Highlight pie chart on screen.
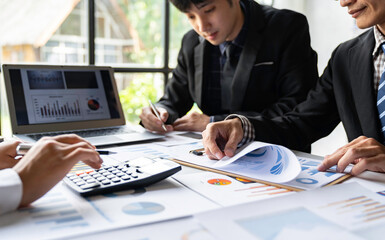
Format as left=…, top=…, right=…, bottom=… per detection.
left=87, top=99, right=100, bottom=111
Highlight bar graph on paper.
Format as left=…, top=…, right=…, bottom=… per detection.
left=234, top=183, right=292, bottom=197
left=19, top=190, right=89, bottom=231
left=0, top=186, right=103, bottom=240
left=316, top=195, right=385, bottom=227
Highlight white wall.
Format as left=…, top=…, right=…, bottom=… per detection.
left=272, top=0, right=366, bottom=156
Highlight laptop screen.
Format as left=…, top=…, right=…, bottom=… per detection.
left=3, top=65, right=124, bottom=133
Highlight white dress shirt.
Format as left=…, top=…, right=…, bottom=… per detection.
left=0, top=168, right=22, bottom=215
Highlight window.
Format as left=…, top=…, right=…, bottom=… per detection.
left=5, top=0, right=349, bottom=128
left=0, top=0, right=88, bottom=64
left=0, top=0, right=186, bottom=125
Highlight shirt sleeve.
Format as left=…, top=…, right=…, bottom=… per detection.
left=0, top=168, right=22, bottom=215
left=225, top=114, right=255, bottom=146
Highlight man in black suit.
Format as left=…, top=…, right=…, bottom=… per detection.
left=140, top=0, right=318, bottom=134
left=202, top=0, right=385, bottom=175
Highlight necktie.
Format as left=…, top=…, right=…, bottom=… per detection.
left=221, top=43, right=236, bottom=111
left=376, top=43, right=385, bottom=141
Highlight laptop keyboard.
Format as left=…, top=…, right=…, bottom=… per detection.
left=27, top=127, right=135, bottom=141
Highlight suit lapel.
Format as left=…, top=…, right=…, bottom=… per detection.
left=194, top=40, right=206, bottom=106
left=350, top=30, right=381, bottom=139
left=231, top=2, right=265, bottom=109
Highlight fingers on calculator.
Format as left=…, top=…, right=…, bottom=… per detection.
left=64, top=157, right=181, bottom=196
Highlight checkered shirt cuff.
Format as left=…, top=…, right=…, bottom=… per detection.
left=225, top=114, right=255, bottom=146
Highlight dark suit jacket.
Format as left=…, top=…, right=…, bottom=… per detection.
left=248, top=28, right=381, bottom=151
left=158, top=0, right=318, bottom=123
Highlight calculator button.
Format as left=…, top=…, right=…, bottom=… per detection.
left=76, top=181, right=86, bottom=186
left=116, top=172, right=124, bottom=177
left=73, top=178, right=83, bottom=183
left=121, top=176, right=130, bottom=181
left=86, top=179, right=96, bottom=184
left=111, top=178, right=121, bottom=183
left=80, top=183, right=100, bottom=189
left=96, top=177, right=106, bottom=181
left=106, top=174, right=115, bottom=179
left=131, top=173, right=138, bottom=178
left=101, top=180, right=111, bottom=185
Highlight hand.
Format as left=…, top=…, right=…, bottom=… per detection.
left=13, top=134, right=103, bottom=207
left=318, top=136, right=385, bottom=175
left=172, top=112, right=210, bottom=132
left=0, top=140, right=21, bottom=169
left=139, top=106, right=173, bottom=133
left=202, top=118, right=244, bottom=160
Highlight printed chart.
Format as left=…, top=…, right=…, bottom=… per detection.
left=235, top=207, right=351, bottom=240
left=174, top=172, right=293, bottom=207
left=194, top=183, right=379, bottom=240
left=0, top=186, right=105, bottom=240
left=122, top=202, right=165, bottom=215
left=284, top=157, right=349, bottom=190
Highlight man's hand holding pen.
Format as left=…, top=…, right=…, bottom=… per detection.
left=140, top=101, right=173, bottom=133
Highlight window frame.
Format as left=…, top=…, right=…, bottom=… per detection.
left=88, top=0, right=172, bottom=87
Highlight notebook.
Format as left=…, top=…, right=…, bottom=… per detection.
left=2, top=64, right=164, bottom=147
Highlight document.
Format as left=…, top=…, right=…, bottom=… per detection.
left=0, top=179, right=218, bottom=240
left=71, top=217, right=216, bottom=240
left=194, top=182, right=385, bottom=240
left=174, top=172, right=294, bottom=206
left=282, top=156, right=350, bottom=190
left=169, top=141, right=301, bottom=183
left=153, top=131, right=202, bottom=147
left=169, top=142, right=349, bottom=190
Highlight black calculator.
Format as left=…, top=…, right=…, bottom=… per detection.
left=64, top=157, right=181, bottom=197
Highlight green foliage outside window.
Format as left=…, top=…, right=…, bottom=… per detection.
left=119, top=77, right=159, bottom=124
left=116, top=0, right=192, bottom=124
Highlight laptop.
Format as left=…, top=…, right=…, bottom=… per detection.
left=2, top=64, right=164, bottom=147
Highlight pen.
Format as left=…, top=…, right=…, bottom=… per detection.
left=16, top=143, right=117, bottom=156
left=189, top=148, right=205, bottom=156
left=148, top=100, right=167, bottom=131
